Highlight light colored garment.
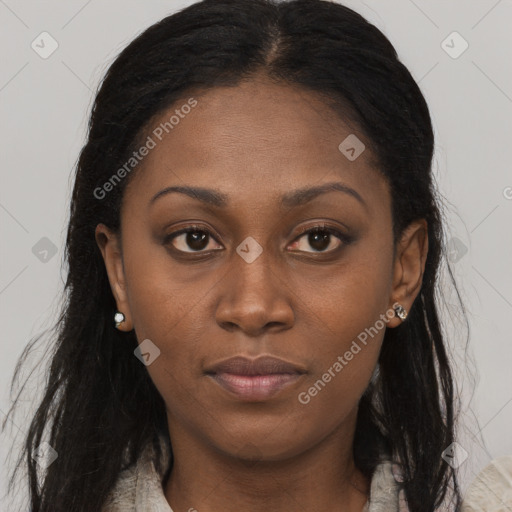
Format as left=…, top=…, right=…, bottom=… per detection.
left=101, top=438, right=512, bottom=511
left=461, top=457, right=512, bottom=512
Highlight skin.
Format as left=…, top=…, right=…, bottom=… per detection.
left=96, top=74, right=428, bottom=512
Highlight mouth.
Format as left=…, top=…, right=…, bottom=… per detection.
left=204, top=355, right=307, bottom=402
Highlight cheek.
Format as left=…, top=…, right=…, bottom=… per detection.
left=291, top=298, right=385, bottom=447
left=122, top=229, right=214, bottom=336
left=291, top=233, right=393, bottom=417
left=121, top=239, right=219, bottom=386
left=295, top=349, right=379, bottom=445
left=122, top=258, right=212, bottom=418
left=294, top=230, right=394, bottom=350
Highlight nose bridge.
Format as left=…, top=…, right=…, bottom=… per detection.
left=234, top=242, right=275, bottom=294
left=229, top=239, right=280, bottom=306
left=214, top=239, right=293, bottom=334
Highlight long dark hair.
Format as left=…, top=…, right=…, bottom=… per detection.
left=4, top=0, right=465, bottom=510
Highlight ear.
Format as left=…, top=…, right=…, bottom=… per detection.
left=95, top=223, right=134, bottom=331
left=387, top=219, right=428, bottom=328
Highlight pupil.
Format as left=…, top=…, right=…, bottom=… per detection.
left=309, top=231, right=330, bottom=251
left=187, top=231, right=208, bottom=250
left=183, top=230, right=331, bottom=252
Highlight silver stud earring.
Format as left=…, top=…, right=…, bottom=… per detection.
left=394, top=304, right=408, bottom=321
left=114, top=311, right=125, bottom=329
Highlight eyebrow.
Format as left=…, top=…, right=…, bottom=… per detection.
left=148, top=181, right=366, bottom=209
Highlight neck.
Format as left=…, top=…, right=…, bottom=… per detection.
left=163, top=409, right=370, bottom=512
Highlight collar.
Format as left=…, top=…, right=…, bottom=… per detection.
left=101, top=438, right=409, bottom=512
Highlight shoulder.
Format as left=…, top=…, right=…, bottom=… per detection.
left=461, top=456, right=512, bottom=511
left=365, top=460, right=409, bottom=511
left=101, top=437, right=173, bottom=512
left=101, top=462, right=138, bottom=512
left=369, top=456, right=512, bottom=511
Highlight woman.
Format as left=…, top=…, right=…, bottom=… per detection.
left=4, top=0, right=508, bottom=510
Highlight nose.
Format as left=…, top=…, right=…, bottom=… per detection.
left=214, top=246, right=294, bottom=337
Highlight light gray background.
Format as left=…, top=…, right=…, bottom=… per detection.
left=1, top=0, right=511, bottom=509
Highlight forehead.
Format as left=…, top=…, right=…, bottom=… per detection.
left=123, top=76, right=388, bottom=213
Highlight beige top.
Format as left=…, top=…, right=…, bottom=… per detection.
left=461, top=456, right=512, bottom=512
left=101, top=439, right=512, bottom=512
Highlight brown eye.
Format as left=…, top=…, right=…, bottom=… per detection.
left=289, top=226, right=351, bottom=253
left=166, top=227, right=223, bottom=253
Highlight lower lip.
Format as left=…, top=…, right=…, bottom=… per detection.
left=209, top=372, right=304, bottom=401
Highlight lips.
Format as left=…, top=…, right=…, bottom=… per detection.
left=205, top=355, right=307, bottom=401
left=205, top=355, right=307, bottom=376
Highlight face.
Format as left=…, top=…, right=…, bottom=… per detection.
left=96, top=75, right=427, bottom=462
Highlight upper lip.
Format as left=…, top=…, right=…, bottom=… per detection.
left=205, top=355, right=307, bottom=376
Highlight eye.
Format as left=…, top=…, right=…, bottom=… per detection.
left=288, top=225, right=351, bottom=253
left=164, top=223, right=352, bottom=255
left=165, top=225, right=223, bottom=253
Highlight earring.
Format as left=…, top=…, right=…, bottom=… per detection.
left=394, top=303, right=408, bottom=321
left=114, top=311, right=125, bottom=329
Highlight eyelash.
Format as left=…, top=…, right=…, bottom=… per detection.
left=294, top=224, right=349, bottom=240
left=164, top=223, right=352, bottom=255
